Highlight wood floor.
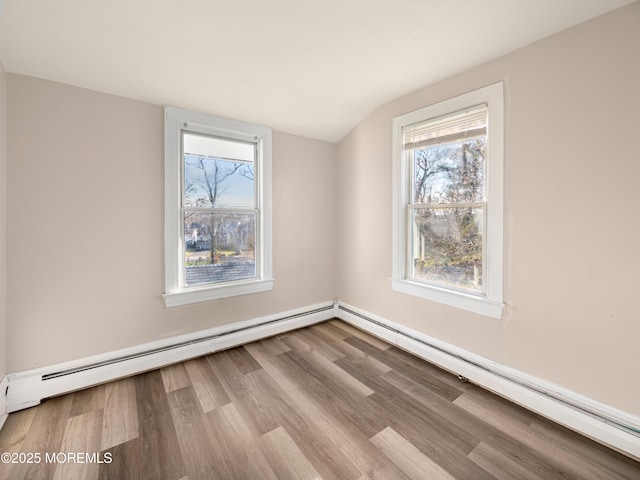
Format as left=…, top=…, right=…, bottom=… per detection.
left=1, top=319, right=638, bottom=480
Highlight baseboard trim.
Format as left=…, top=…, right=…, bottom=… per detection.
left=336, top=301, right=640, bottom=460
left=5, top=301, right=335, bottom=414
left=0, top=376, right=8, bottom=430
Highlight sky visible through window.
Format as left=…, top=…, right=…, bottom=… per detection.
left=183, top=132, right=255, bottom=208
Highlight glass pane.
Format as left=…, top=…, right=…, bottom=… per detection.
left=184, top=211, right=256, bottom=287
left=412, top=137, right=485, bottom=204
left=410, top=207, right=484, bottom=292
left=183, top=132, right=255, bottom=208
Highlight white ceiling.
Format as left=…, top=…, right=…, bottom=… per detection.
left=0, top=0, right=635, bottom=143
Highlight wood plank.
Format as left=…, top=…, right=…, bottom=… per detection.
left=282, top=348, right=374, bottom=401
left=0, top=406, right=37, bottom=453
left=367, top=391, right=499, bottom=480
left=10, top=394, right=73, bottom=480
left=244, top=341, right=410, bottom=479
left=0, top=407, right=37, bottom=480
left=70, top=384, right=106, bottom=418
left=98, top=438, right=142, bottom=480
left=468, top=442, right=547, bottom=480
left=263, top=385, right=364, bottom=480
left=183, top=356, right=230, bottom=413
left=166, top=386, right=223, bottom=479
left=211, top=350, right=362, bottom=480
left=222, top=343, right=363, bottom=479
left=382, top=344, right=484, bottom=395
left=310, top=324, right=392, bottom=374
left=529, top=417, right=640, bottom=480
left=248, top=344, right=407, bottom=480
left=206, top=402, right=277, bottom=480
left=135, top=370, right=186, bottom=480
left=258, top=427, right=324, bottom=480
left=349, top=331, right=476, bottom=395
left=380, top=369, right=496, bottom=441
left=53, top=409, right=103, bottom=480
left=100, top=376, right=139, bottom=451
left=455, top=392, right=625, bottom=480
left=329, top=320, right=392, bottom=350
left=335, top=352, right=485, bottom=457
left=252, top=335, right=291, bottom=355
left=223, top=345, right=263, bottom=374
left=342, top=365, right=497, bottom=480
left=311, top=321, right=351, bottom=341
left=206, top=351, right=283, bottom=436
left=160, top=362, right=191, bottom=393
left=452, top=385, right=538, bottom=426
left=371, top=427, right=456, bottom=480
left=481, top=430, right=580, bottom=480
left=270, top=348, right=388, bottom=439
left=345, top=336, right=464, bottom=401
left=287, top=328, right=346, bottom=362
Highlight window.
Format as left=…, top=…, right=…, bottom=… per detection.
left=164, top=107, right=273, bottom=307
left=392, top=83, right=504, bottom=318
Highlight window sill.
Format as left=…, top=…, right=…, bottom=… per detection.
left=391, top=278, right=503, bottom=319
left=164, top=278, right=275, bottom=308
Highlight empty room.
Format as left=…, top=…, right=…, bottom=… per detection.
left=0, top=0, right=639, bottom=479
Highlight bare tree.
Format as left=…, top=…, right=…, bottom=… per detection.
left=186, top=157, right=244, bottom=263
left=414, top=148, right=453, bottom=203
left=412, top=138, right=485, bottom=289
left=239, top=163, right=254, bottom=181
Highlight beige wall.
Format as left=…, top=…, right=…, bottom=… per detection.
left=338, top=2, right=640, bottom=415
left=6, top=76, right=338, bottom=372
left=0, top=60, right=6, bottom=379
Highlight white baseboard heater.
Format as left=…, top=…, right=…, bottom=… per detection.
left=43, top=304, right=335, bottom=382
left=5, top=302, right=336, bottom=413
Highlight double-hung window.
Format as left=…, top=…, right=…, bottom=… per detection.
left=164, top=107, right=273, bottom=307
left=392, top=83, right=504, bottom=318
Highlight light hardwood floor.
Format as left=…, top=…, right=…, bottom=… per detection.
left=1, top=319, right=638, bottom=479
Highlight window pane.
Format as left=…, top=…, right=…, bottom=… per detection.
left=410, top=207, right=483, bottom=292
left=412, top=137, right=485, bottom=204
left=184, top=211, right=256, bottom=287
left=183, top=132, right=255, bottom=208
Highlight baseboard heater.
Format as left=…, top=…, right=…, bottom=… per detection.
left=6, top=302, right=336, bottom=413
left=336, top=303, right=640, bottom=458
left=42, top=304, right=335, bottom=382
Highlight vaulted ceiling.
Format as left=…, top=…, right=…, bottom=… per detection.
left=0, top=0, right=634, bottom=142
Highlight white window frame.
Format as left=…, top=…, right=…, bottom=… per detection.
left=391, top=83, right=504, bottom=318
left=164, top=107, right=274, bottom=307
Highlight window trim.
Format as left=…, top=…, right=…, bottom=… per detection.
left=164, top=107, right=273, bottom=307
left=391, top=83, right=504, bottom=318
